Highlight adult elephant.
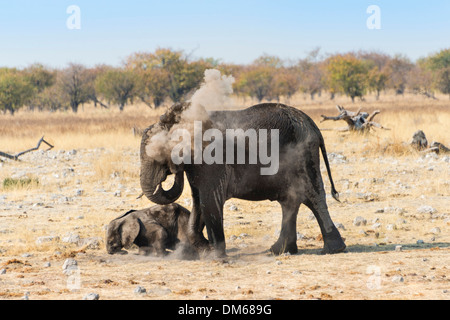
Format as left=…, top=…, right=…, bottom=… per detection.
left=140, top=102, right=346, bottom=257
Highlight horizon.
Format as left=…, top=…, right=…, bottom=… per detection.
left=0, top=1, right=449, bottom=68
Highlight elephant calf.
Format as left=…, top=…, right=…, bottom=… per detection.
left=106, top=203, right=197, bottom=259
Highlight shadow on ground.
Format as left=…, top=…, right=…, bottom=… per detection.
left=227, top=242, right=450, bottom=258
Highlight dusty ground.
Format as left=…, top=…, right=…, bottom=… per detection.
left=0, top=95, right=449, bottom=300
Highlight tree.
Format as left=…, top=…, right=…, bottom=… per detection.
left=23, top=63, right=55, bottom=93
left=0, top=68, right=33, bottom=115
left=23, top=63, right=57, bottom=111
left=234, top=55, right=284, bottom=102
left=38, top=83, right=68, bottom=112
left=407, top=61, right=435, bottom=98
left=297, top=57, right=323, bottom=100
left=424, top=48, right=450, bottom=99
left=324, top=54, right=370, bottom=102
left=367, top=66, right=389, bottom=100
left=134, top=67, right=171, bottom=108
left=271, top=67, right=300, bottom=102
left=95, top=68, right=138, bottom=111
left=125, top=48, right=213, bottom=107
left=57, top=63, right=93, bottom=113
left=236, top=65, right=275, bottom=102
left=385, top=54, right=413, bottom=95
left=86, top=65, right=112, bottom=109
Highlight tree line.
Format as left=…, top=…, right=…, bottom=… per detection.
left=1, top=47, right=449, bottom=114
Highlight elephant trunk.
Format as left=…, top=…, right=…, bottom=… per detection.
left=140, top=126, right=184, bottom=205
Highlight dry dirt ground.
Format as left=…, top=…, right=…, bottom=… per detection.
left=0, top=96, right=449, bottom=300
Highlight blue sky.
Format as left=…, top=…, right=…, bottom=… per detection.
left=0, top=0, right=449, bottom=68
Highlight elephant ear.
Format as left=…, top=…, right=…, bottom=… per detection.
left=120, top=217, right=140, bottom=249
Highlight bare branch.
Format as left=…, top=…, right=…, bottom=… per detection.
left=0, top=136, right=54, bottom=161
left=368, top=110, right=380, bottom=122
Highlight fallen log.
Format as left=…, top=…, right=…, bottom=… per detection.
left=320, top=105, right=390, bottom=132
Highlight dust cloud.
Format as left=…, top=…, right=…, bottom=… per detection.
left=145, top=69, right=235, bottom=162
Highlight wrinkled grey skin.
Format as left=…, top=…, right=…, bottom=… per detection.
left=106, top=203, right=197, bottom=259
left=140, top=103, right=346, bottom=258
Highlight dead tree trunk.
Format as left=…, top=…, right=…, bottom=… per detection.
left=320, top=105, right=390, bottom=132
left=0, top=136, right=54, bottom=161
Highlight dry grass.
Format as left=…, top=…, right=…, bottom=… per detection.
left=93, top=151, right=140, bottom=181
left=0, top=93, right=448, bottom=158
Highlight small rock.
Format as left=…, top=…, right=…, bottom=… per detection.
left=228, top=204, right=238, bottom=211
left=296, top=232, right=305, bottom=240
left=0, top=269, right=6, bottom=275
left=62, top=233, right=80, bottom=244
left=353, top=216, right=367, bottom=226
left=391, top=275, right=404, bottom=283
left=371, top=223, right=382, bottom=229
left=36, top=236, right=59, bottom=244
left=43, top=262, right=51, bottom=268
left=83, top=293, right=99, bottom=300
left=79, top=237, right=101, bottom=249
left=386, top=224, right=397, bottom=231
left=114, top=190, right=121, bottom=197
left=21, top=253, right=32, bottom=258
left=335, top=222, right=345, bottom=230
left=430, top=227, right=441, bottom=234
left=134, top=286, right=147, bottom=294
left=417, top=205, right=437, bottom=214
left=75, top=189, right=84, bottom=196
left=395, top=245, right=403, bottom=252
left=62, top=258, right=78, bottom=275
left=416, top=239, right=425, bottom=245
left=359, top=230, right=368, bottom=236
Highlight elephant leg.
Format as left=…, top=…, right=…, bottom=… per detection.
left=187, top=186, right=210, bottom=252
left=154, top=228, right=169, bottom=257
left=304, top=192, right=346, bottom=254
left=200, top=190, right=226, bottom=258
left=271, top=200, right=300, bottom=255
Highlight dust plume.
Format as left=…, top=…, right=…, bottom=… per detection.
left=182, top=69, right=235, bottom=121
left=145, top=69, right=235, bottom=162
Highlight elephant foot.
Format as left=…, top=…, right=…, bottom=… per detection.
left=270, top=240, right=298, bottom=256
left=321, top=227, right=346, bottom=254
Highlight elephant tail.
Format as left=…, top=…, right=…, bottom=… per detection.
left=319, top=142, right=340, bottom=202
